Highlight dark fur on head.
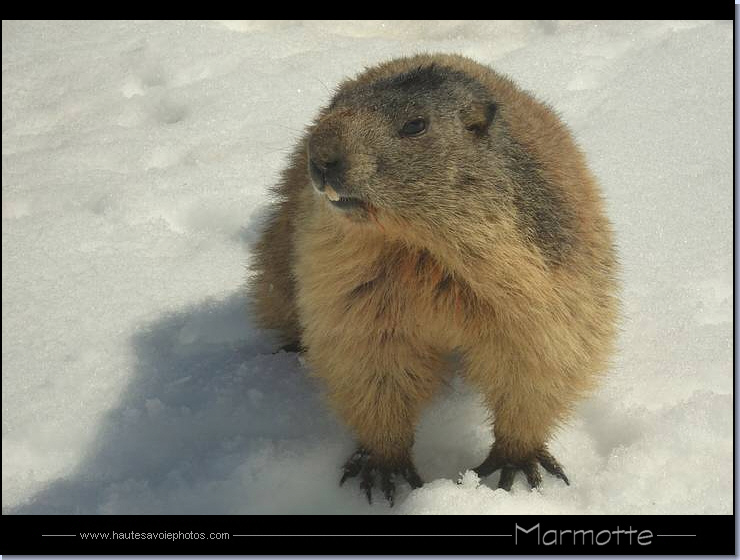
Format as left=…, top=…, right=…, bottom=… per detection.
left=307, top=60, right=573, bottom=265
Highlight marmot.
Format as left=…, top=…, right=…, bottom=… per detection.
left=249, top=53, right=618, bottom=505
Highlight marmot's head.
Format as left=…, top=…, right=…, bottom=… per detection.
left=304, top=55, right=575, bottom=264
left=305, top=59, right=506, bottom=229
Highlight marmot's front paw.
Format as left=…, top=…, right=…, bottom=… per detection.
left=473, top=445, right=570, bottom=491
left=339, top=446, right=423, bottom=506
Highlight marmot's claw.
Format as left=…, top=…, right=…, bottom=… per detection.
left=339, top=447, right=369, bottom=486
left=537, top=449, right=570, bottom=485
left=339, top=446, right=422, bottom=506
left=473, top=445, right=568, bottom=490
left=272, top=341, right=303, bottom=354
left=379, top=470, right=395, bottom=507
left=360, top=463, right=374, bottom=504
left=497, top=466, right=517, bottom=491
left=401, top=464, right=423, bottom=489
left=522, top=461, right=543, bottom=488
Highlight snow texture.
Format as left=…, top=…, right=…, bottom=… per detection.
left=2, top=20, right=732, bottom=514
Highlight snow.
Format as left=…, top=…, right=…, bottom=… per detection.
left=2, top=20, right=732, bottom=514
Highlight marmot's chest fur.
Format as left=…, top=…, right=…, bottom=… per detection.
left=294, top=218, right=473, bottom=353
left=249, top=53, right=618, bottom=506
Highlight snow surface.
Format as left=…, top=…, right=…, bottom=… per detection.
left=2, top=20, right=732, bottom=514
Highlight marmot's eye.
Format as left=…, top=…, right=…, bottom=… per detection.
left=400, top=117, right=427, bottom=137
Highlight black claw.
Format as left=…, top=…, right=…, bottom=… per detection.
left=402, top=464, right=423, bottom=489
left=380, top=471, right=395, bottom=507
left=339, top=448, right=367, bottom=486
left=273, top=341, right=302, bottom=354
left=474, top=446, right=569, bottom=490
left=339, top=464, right=359, bottom=486
left=523, top=462, right=542, bottom=489
left=360, top=464, right=374, bottom=504
left=538, top=450, right=570, bottom=485
left=473, top=455, right=504, bottom=478
left=338, top=446, right=423, bottom=506
left=498, top=466, right=516, bottom=491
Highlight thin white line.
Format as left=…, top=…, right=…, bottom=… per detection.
left=657, top=534, right=696, bottom=537
left=232, top=534, right=512, bottom=537
left=42, top=534, right=77, bottom=537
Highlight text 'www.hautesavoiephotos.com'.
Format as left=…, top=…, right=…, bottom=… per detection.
left=72, top=531, right=230, bottom=541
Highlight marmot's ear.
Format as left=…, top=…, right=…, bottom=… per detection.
left=461, top=101, right=498, bottom=136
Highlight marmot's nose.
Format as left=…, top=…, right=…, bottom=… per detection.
left=308, top=155, right=346, bottom=192
left=308, top=126, right=348, bottom=191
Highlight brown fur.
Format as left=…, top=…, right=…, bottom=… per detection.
left=249, top=53, right=619, bottom=487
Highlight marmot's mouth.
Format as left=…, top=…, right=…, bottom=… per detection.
left=329, top=196, right=366, bottom=210
left=320, top=183, right=368, bottom=213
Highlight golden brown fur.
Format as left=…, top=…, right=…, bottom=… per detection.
left=249, top=53, right=618, bottom=500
